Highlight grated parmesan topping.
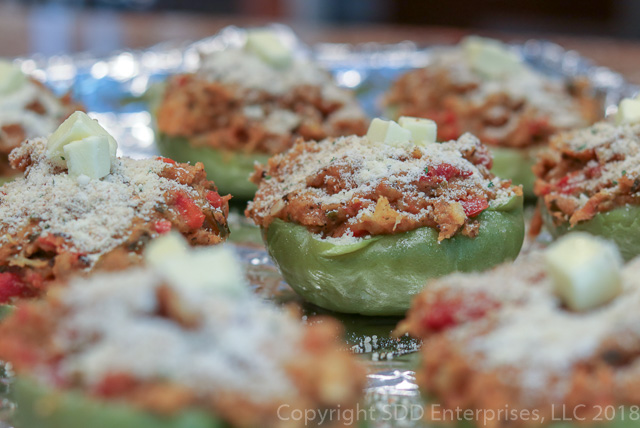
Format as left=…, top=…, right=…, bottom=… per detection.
left=431, top=252, right=640, bottom=402
left=0, top=79, right=68, bottom=141
left=197, top=48, right=365, bottom=136
left=52, top=264, right=302, bottom=403
left=431, top=47, right=589, bottom=132
left=248, top=133, right=518, bottom=241
left=545, top=122, right=640, bottom=199
left=0, top=138, right=203, bottom=264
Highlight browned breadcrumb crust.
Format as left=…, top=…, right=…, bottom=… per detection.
left=396, top=254, right=640, bottom=428
left=156, top=74, right=367, bottom=155
left=384, top=68, right=600, bottom=149
left=246, top=135, right=521, bottom=241
left=0, top=80, right=82, bottom=176
left=533, top=122, right=640, bottom=227
left=0, top=148, right=230, bottom=303
left=0, top=295, right=366, bottom=428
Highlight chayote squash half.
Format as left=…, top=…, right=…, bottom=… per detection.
left=490, top=145, right=541, bottom=200
left=263, top=195, right=525, bottom=316
left=156, top=133, right=270, bottom=201
left=11, top=376, right=225, bottom=428
left=540, top=202, right=640, bottom=262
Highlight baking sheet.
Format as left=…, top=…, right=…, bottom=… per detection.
left=2, top=24, right=639, bottom=427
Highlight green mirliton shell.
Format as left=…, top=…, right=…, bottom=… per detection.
left=156, top=133, right=270, bottom=201
left=263, top=195, right=525, bottom=316
left=12, top=377, right=225, bottom=428
left=540, top=202, right=640, bottom=262
left=490, top=145, right=541, bottom=200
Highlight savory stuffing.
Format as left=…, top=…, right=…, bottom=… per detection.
left=0, top=78, right=81, bottom=176
left=246, top=134, right=521, bottom=241
left=0, top=138, right=230, bottom=302
left=0, top=265, right=366, bottom=427
left=534, top=122, right=640, bottom=226
left=156, top=48, right=367, bottom=155
left=384, top=47, right=599, bottom=148
left=397, top=253, right=640, bottom=427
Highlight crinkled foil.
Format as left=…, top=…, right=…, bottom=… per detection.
left=2, top=25, right=638, bottom=427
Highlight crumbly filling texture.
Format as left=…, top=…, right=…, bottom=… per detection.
left=399, top=252, right=640, bottom=422
left=534, top=122, right=640, bottom=226
left=0, top=267, right=366, bottom=426
left=0, top=138, right=229, bottom=301
left=156, top=48, right=367, bottom=155
left=384, top=47, right=599, bottom=148
left=0, top=78, right=80, bottom=174
left=246, top=134, right=520, bottom=241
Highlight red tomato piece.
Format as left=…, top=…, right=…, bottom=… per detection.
left=158, top=157, right=176, bottom=164
left=206, top=191, right=223, bottom=209
left=428, top=163, right=472, bottom=180
left=0, top=272, right=24, bottom=304
left=175, top=193, right=205, bottom=230
left=461, top=198, right=489, bottom=218
left=154, top=220, right=172, bottom=234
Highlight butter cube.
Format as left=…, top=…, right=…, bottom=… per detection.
left=245, top=29, right=292, bottom=69
left=0, top=60, right=27, bottom=96
left=398, top=116, right=437, bottom=144
left=144, top=232, right=189, bottom=266
left=366, top=118, right=411, bottom=146
left=544, top=233, right=623, bottom=312
left=462, top=36, right=522, bottom=78
left=616, top=98, right=640, bottom=126
left=158, top=246, right=249, bottom=297
left=63, top=136, right=111, bottom=179
left=47, top=112, right=117, bottom=168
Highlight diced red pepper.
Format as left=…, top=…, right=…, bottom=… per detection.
left=175, top=193, right=205, bottom=229
left=206, top=191, right=223, bottom=209
left=351, top=229, right=369, bottom=238
left=154, top=220, right=172, bottom=234
left=158, top=157, right=176, bottom=164
left=556, top=175, right=577, bottom=195
left=0, top=272, right=24, bottom=304
left=421, top=301, right=461, bottom=331
left=427, top=163, right=473, bottom=181
left=94, top=373, right=138, bottom=398
left=420, top=295, right=499, bottom=332
left=461, top=198, right=489, bottom=218
left=175, top=75, right=189, bottom=87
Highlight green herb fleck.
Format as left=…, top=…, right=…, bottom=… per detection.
left=488, top=181, right=494, bottom=188
left=265, top=175, right=272, bottom=180
left=623, top=170, right=627, bottom=176
left=60, top=156, right=65, bottom=161
left=613, top=180, right=619, bottom=186
left=330, top=157, right=336, bottom=163
left=591, top=129, right=598, bottom=135
left=424, top=166, right=429, bottom=174
left=577, top=144, right=587, bottom=151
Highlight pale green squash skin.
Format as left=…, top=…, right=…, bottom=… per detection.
left=262, top=196, right=525, bottom=316
left=490, top=146, right=541, bottom=200
left=156, top=133, right=270, bottom=201
left=540, top=203, right=640, bottom=262
left=12, top=377, right=224, bottom=428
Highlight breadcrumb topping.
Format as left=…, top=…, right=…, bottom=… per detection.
left=1, top=138, right=207, bottom=264
left=534, top=122, right=640, bottom=225
left=247, top=134, right=521, bottom=241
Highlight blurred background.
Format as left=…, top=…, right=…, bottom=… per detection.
left=1, top=0, right=640, bottom=81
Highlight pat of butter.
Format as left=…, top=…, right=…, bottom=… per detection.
left=245, top=29, right=292, bottom=69
left=64, top=136, right=111, bottom=179
left=616, top=98, right=640, bottom=126
left=0, top=60, right=27, bottom=96
left=47, top=111, right=117, bottom=169
left=544, top=233, right=623, bottom=312
left=144, top=232, right=189, bottom=266
left=398, top=116, right=437, bottom=145
left=366, top=118, right=411, bottom=146
left=462, top=36, right=522, bottom=79
left=159, top=246, right=248, bottom=297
